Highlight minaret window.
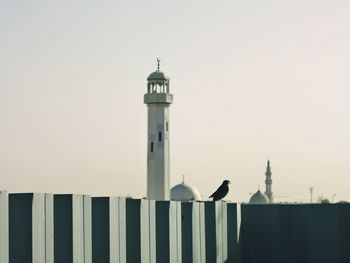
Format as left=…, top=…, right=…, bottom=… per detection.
left=158, top=132, right=162, bottom=142
left=150, top=142, right=154, bottom=152
left=166, top=122, right=168, bottom=132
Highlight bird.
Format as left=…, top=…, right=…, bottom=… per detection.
left=209, top=180, right=230, bottom=201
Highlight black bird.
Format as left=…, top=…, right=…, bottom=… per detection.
left=209, top=180, right=230, bottom=201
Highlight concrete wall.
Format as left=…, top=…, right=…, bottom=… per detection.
left=0, top=192, right=349, bottom=263
left=239, top=204, right=350, bottom=263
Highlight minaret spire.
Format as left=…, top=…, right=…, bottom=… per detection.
left=264, top=159, right=273, bottom=203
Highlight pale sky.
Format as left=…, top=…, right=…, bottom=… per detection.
left=1, top=1, right=349, bottom=202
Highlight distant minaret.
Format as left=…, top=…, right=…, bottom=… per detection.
left=144, top=59, right=173, bottom=200
left=264, top=160, right=273, bottom=203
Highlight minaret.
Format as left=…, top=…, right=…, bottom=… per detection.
left=144, top=59, right=173, bottom=200
left=264, top=160, right=273, bottom=203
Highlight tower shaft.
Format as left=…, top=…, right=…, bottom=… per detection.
left=146, top=103, right=171, bottom=200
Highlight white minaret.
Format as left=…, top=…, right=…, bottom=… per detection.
left=144, top=59, right=173, bottom=200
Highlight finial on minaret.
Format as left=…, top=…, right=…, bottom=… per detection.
left=182, top=174, right=185, bottom=183
left=157, top=58, right=160, bottom=71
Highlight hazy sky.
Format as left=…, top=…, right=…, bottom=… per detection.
left=1, top=1, right=349, bottom=202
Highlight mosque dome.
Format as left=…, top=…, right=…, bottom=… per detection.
left=171, top=179, right=202, bottom=201
left=249, top=190, right=269, bottom=204
left=147, top=70, right=169, bottom=81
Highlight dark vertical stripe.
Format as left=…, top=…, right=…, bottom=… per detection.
left=204, top=202, right=216, bottom=262
left=227, top=203, right=240, bottom=263
left=338, top=204, right=350, bottom=263
left=9, top=193, right=33, bottom=263
left=54, top=195, right=73, bottom=263
left=126, top=199, right=141, bottom=263
left=155, top=201, right=170, bottom=262
left=92, top=197, right=110, bottom=263
left=181, top=202, right=193, bottom=263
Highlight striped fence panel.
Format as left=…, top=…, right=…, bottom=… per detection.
left=2, top=192, right=350, bottom=262
left=1, top=193, right=244, bottom=263
left=54, top=194, right=92, bottom=263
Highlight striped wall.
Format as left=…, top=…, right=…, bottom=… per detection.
left=0, top=192, right=241, bottom=263
left=1, top=192, right=349, bottom=262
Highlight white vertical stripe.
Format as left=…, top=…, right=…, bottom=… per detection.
left=118, top=197, right=127, bottom=263
left=199, top=202, right=206, bottom=262
left=45, top=194, right=54, bottom=263
left=73, top=195, right=84, bottom=263
left=192, top=202, right=200, bottom=263
left=0, top=191, right=9, bottom=263
left=222, top=202, right=228, bottom=262
left=169, top=201, right=180, bottom=263
left=169, top=202, right=176, bottom=263
left=215, top=202, right=228, bottom=263
left=193, top=202, right=206, bottom=263
left=149, top=200, right=156, bottom=263
left=236, top=203, right=241, bottom=242
left=33, top=193, right=45, bottom=263
left=141, top=200, right=165, bottom=263
left=141, top=199, right=150, bottom=263
left=215, top=202, right=222, bottom=263
left=110, top=197, right=120, bottom=263
left=83, top=196, right=92, bottom=263
left=176, top=202, right=182, bottom=263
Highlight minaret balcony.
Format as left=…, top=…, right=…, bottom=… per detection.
left=144, top=93, right=173, bottom=104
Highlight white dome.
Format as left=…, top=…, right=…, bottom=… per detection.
left=249, top=190, right=269, bottom=204
left=171, top=181, right=202, bottom=201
